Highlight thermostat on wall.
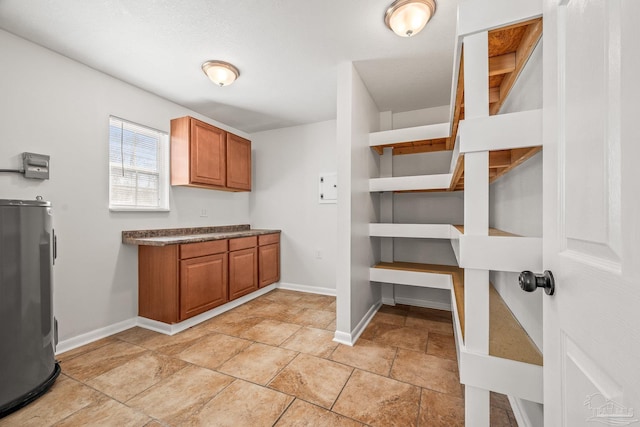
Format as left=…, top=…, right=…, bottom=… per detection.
left=319, top=173, right=337, bottom=204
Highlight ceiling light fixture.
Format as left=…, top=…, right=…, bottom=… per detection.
left=201, top=60, right=240, bottom=86
left=384, top=0, right=436, bottom=37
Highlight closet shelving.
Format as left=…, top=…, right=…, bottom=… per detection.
left=368, top=11, right=544, bottom=409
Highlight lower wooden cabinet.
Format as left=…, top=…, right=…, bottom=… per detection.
left=229, top=242, right=258, bottom=300
left=180, top=253, right=228, bottom=320
left=137, top=232, right=281, bottom=324
left=138, top=240, right=229, bottom=324
left=259, top=234, right=280, bottom=288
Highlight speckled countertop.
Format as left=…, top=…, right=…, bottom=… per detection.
left=122, top=224, right=280, bottom=246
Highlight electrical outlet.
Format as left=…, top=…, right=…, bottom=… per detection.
left=200, top=208, right=208, bottom=217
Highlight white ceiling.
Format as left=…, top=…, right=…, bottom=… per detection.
left=0, top=0, right=459, bottom=133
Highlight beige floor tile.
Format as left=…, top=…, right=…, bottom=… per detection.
left=250, top=301, right=304, bottom=322
left=330, top=339, right=397, bottom=376
left=238, top=319, right=301, bottom=346
left=325, top=319, right=337, bottom=331
left=378, top=304, right=411, bottom=315
left=0, top=375, right=102, bottom=427
left=218, top=342, right=297, bottom=385
left=127, top=365, right=234, bottom=424
left=281, top=327, right=338, bottom=358
left=491, top=406, right=515, bottom=427
left=113, top=327, right=163, bottom=346
left=418, top=389, right=465, bottom=427
left=365, top=323, right=429, bottom=352
left=295, top=294, right=335, bottom=310
left=490, top=391, right=512, bottom=411
left=176, top=333, right=252, bottom=370
left=326, top=300, right=337, bottom=311
left=269, top=354, right=353, bottom=409
left=390, top=349, right=462, bottom=397
left=408, top=306, right=453, bottom=323
left=86, top=352, right=187, bottom=402
left=405, top=311, right=454, bottom=335
left=289, top=308, right=335, bottom=328
left=371, top=311, right=407, bottom=326
left=61, top=340, right=147, bottom=382
left=143, top=422, right=165, bottom=427
left=52, top=395, right=150, bottom=427
left=333, top=369, right=421, bottom=427
left=183, top=379, right=293, bottom=427
left=55, top=336, right=119, bottom=363
left=138, top=326, right=210, bottom=356
left=426, top=332, right=457, bottom=360
left=261, top=289, right=304, bottom=305
left=275, top=399, right=365, bottom=427
left=202, top=313, right=264, bottom=336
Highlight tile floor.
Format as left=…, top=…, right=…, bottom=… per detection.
left=0, top=289, right=518, bottom=426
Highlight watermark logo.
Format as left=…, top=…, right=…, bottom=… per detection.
left=584, top=393, right=638, bottom=426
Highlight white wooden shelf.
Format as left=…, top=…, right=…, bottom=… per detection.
left=370, top=262, right=456, bottom=290
left=450, top=272, right=543, bottom=403
left=369, top=174, right=453, bottom=192
left=369, top=223, right=454, bottom=239
left=369, top=122, right=450, bottom=150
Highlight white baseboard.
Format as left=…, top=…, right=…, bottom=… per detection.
left=394, top=296, right=451, bottom=311
left=381, top=297, right=396, bottom=305
left=54, top=282, right=337, bottom=356
left=508, top=396, right=544, bottom=427
left=135, top=283, right=278, bottom=335
left=55, top=317, right=137, bottom=355
left=55, top=284, right=279, bottom=353
left=333, top=300, right=381, bottom=346
left=277, top=282, right=336, bottom=296
left=333, top=331, right=353, bottom=346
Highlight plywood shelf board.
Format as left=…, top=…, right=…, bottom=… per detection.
left=453, top=225, right=520, bottom=237
left=451, top=272, right=543, bottom=366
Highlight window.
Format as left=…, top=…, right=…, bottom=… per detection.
left=108, top=116, right=169, bottom=211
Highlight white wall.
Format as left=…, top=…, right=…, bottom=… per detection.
left=392, top=105, right=450, bottom=129
left=490, top=42, right=543, bottom=351
left=336, top=63, right=381, bottom=340
left=0, top=30, right=250, bottom=342
left=391, top=151, right=462, bottom=308
left=249, top=120, right=337, bottom=292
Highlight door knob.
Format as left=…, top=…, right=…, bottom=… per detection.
left=519, top=270, right=555, bottom=295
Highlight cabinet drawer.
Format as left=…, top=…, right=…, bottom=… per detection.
left=229, top=236, right=257, bottom=251
left=180, top=240, right=227, bottom=259
left=258, top=233, right=280, bottom=246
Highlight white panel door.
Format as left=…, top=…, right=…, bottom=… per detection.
left=543, top=0, right=640, bottom=425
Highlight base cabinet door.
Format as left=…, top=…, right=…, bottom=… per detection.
left=179, top=253, right=228, bottom=320
left=229, top=247, right=258, bottom=300
left=259, top=243, right=280, bottom=288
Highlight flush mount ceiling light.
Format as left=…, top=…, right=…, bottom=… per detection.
left=201, top=60, right=240, bottom=86
left=384, top=0, right=436, bottom=37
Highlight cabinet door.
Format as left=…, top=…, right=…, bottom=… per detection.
left=180, top=253, right=228, bottom=320
left=229, top=247, right=258, bottom=300
left=258, top=243, right=280, bottom=288
left=190, top=119, right=226, bottom=187
left=226, top=133, right=251, bottom=191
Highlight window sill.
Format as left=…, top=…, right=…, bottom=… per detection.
left=109, top=207, right=170, bottom=212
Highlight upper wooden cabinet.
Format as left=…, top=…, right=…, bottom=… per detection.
left=170, top=116, right=251, bottom=192
left=226, top=133, right=252, bottom=191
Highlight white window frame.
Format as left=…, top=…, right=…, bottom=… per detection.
left=108, top=116, right=170, bottom=212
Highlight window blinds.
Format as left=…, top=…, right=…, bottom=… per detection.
left=108, top=116, right=168, bottom=210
